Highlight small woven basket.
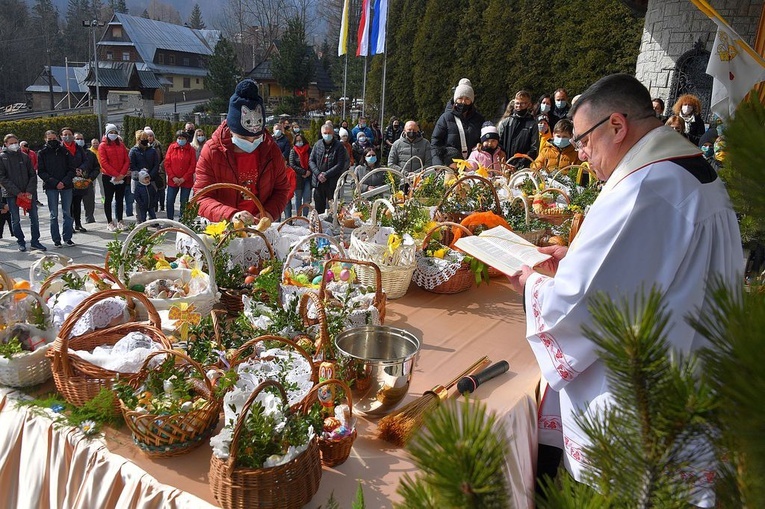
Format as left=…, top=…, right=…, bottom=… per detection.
left=318, top=257, right=387, bottom=324
left=46, top=289, right=173, bottom=408
left=39, top=264, right=136, bottom=315
left=434, top=174, right=503, bottom=226
left=280, top=233, right=347, bottom=305
left=0, top=289, right=56, bottom=388
left=208, top=380, right=322, bottom=509
left=301, top=378, right=357, bottom=467
left=0, top=266, right=14, bottom=292
left=215, top=227, right=275, bottom=316
left=413, top=222, right=475, bottom=294
left=120, top=349, right=222, bottom=458
left=230, top=334, right=319, bottom=394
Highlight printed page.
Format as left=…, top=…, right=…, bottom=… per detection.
left=454, top=226, right=551, bottom=276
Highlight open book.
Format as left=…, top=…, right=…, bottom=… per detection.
left=453, top=226, right=551, bottom=276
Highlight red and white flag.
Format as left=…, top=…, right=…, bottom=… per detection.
left=357, top=0, right=371, bottom=57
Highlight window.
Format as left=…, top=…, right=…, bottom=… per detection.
left=158, top=53, right=164, bottom=64
left=167, top=77, right=174, bottom=87
left=196, top=78, right=200, bottom=84
left=169, top=55, right=175, bottom=65
left=183, top=78, right=191, bottom=88
left=106, top=51, right=113, bottom=60
left=113, top=26, right=122, bottom=38
left=183, top=57, right=190, bottom=66
left=122, top=51, right=130, bottom=61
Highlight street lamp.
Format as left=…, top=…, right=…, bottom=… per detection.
left=83, top=19, right=106, bottom=136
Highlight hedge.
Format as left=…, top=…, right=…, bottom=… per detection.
left=122, top=115, right=218, bottom=149
left=0, top=115, right=100, bottom=151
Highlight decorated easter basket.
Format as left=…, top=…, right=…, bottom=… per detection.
left=434, top=174, right=503, bottom=226
left=280, top=233, right=347, bottom=305
left=413, top=222, right=475, bottom=295
left=301, top=378, right=357, bottom=467
left=47, top=289, right=173, bottom=408
left=120, top=219, right=219, bottom=320
left=0, top=267, right=13, bottom=292
left=330, top=169, right=364, bottom=233
left=28, top=253, right=73, bottom=291
left=214, top=227, right=275, bottom=315
left=317, top=257, right=387, bottom=326
left=0, top=289, right=56, bottom=387
left=208, top=380, right=322, bottom=509
left=118, top=349, right=222, bottom=458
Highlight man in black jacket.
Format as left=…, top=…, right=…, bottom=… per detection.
left=37, top=129, right=76, bottom=247
left=431, top=78, right=485, bottom=167
left=0, top=133, right=46, bottom=252
left=498, top=90, right=539, bottom=168
left=309, top=123, right=348, bottom=214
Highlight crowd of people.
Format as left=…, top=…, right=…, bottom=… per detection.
left=0, top=77, right=728, bottom=252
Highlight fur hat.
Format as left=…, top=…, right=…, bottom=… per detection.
left=453, top=78, right=475, bottom=103
left=480, top=125, right=499, bottom=142
left=227, top=79, right=266, bottom=137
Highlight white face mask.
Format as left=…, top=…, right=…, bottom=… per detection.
left=295, top=141, right=304, bottom=147
left=273, top=129, right=282, bottom=137
left=681, top=105, right=693, bottom=115
left=555, top=100, right=567, bottom=109
left=540, top=103, right=551, bottom=113
left=75, top=139, right=85, bottom=147
left=7, top=143, right=19, bottom=152
left=231, top=134, right=262, bottom=153
left=107, top=133, right=118, bottom=141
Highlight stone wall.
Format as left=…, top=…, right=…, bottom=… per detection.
left=635, top=0, right=762, bottom=114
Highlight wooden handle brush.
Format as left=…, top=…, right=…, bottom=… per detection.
left=378, top=356, right=489, bottom=446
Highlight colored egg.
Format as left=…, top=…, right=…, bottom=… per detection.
left=170, top=262, right=178, bottom=269
left=312, top=275, right=323, bottom=285
left=342, top=263, right=352, bottom=269
left=339, top=269, right=351, bottom=281
left=130, top=284, right=146, bottom=292
left=325, top=270, right=335, bottom=282
left=295, top=274, right=310, bottom=285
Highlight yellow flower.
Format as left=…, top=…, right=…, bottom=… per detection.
left=204, top=220, right=229, bottom=238
left=190, top=267, right=203, bottom=279
left=387, top=233, right=402, bottom=254
left=433, top=248, right=448, bottom=259
left=452, top=158, right=472, bottom=174
left=476, top=166, right=489, bottom=178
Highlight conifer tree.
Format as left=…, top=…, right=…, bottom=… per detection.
left=204, top=37, right=242, bottom=114
left=272, top=16, right=313, bottom=94
left=63, top=0, right=92, bottom=62
left=188, top=3, right=205, bottom=29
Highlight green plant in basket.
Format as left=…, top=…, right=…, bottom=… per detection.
left=106, top=228, right=165, bottom=282
left=411, top=172, right=446, bottom=206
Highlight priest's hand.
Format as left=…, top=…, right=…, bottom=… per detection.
left=507, top=265, right=535, bottom=294
left=535, top=245, right=568, bottom=276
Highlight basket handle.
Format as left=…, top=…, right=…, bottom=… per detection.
left=509, top=195, right=531, bottom=229
left=300, top=378, right=353, bottom=420
left=369, top=198, right=395, bottom=227
left=299, top=291, right=330, bottom=358
left=0, top=289, right=52, bottom=327
left=278, top=215, right=311, bottom=231
left=508, top=170, right=540, bottom=192
left=39, top=264, right=128, bottom=298
left=227, top=379, right=290, bottom=470
left=282, top=233, right=347, bottom=282
left=214, top=227, right=275, bottom=263
left=120, top=219, right=218, bottom=296
left=131, top=348, right=214, bottom=397
left=436, top=174, right=502, bottom=217
left=534, top=187, right=571, bottom=205
left=189, top=183, right=267, bottom=219
left=399, top=156, right=424, bottom=175
left=0, top=267, right=13, bottom=291
left=420, top=222, right=473, bottom=251
left=318, top=258, right=384, bottom=310
left=356, top=167, right=403, bottom=192
left=331, top=169, right=361, bottom=227
left=229, top=334, right=318, bottom=383
left=137, top=227, right=195, bottom=258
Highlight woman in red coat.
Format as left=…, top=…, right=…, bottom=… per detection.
left=193, top=79, right=291, bottom=223
left=164, top=130, right=196, bottom=221
left=98, top=123, right=130, bottom=231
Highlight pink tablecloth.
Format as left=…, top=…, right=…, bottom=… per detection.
left=0, top=282, right=540, bottom=508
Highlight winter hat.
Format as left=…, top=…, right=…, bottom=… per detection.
left=227, top=79, right=266, bottom=137
left=698, top=127, right=718, bottom=147
left=138, top=169, right=150, bottom=183
left=104, top=123, right=118, bottom=136
left=338, top=128, right=349, bottom=139
left=143, top=127, right=155, bottom=137
left=453, top=78, right=475, bottom=103
left=480, top=125, right=499, bottom=142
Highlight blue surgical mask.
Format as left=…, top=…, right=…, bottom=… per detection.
left=553, top=136, right=571, bottom=148
left=75, top=139, right=85, bottom=147
left=231, top=135, right=262, bottom=153
left=365, top=155, right=377, bottom=164
left=701, top=145, right=714, bottom=157
left=716, top=125, right=724, bottom=136
left=177, top=139, right=187, bottom=146
left=197, top=135, right=206, bottom=143
left=540, top=103, right=551, bottom=114
left=293, top=126, right=300, bottom=133
left=555, top=100, right=567, bottom=110
left=273, top=129, right=282, bottom=138
left=322, top=133, right=334, bottom=143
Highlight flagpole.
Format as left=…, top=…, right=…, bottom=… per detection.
left=342, top=53, right=348, bottom=120
left=379, top=3, right=389, bottom=130
left=361, top=56, right=368, bottom=118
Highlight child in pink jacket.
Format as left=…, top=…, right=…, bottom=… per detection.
left=467, top=124, right=507, bottom=173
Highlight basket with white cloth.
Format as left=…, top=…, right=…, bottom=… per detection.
left=413, top=222, right=475, bottom=294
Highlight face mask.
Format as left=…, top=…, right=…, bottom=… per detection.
left=483, top=144, right=497, bottom=153
left=140, top=139, right=149, bottom=146
left=540, top=103, right=551, bottom=113
left=322, top=133, right=334, bottom=143
left=716, top=125, right=724, bottom=136
left=177, top=139, right=187, bottom=146
left=357, top=136, right=367, bottom=144
left=365, top=155, right=377, bottom=164
left=555, top=100, right=567, bottom=110
left=107, top=133, right=118, bottom=141
left=197, top=135, right=206, bottom=143
left=295, top=141, right=304, bottom=147
left=7, top=143, right=19, bottom=152
left=406, top=131, right=420, bottom=140
left=359, top=122, right=366, bottom=128
left=293, top=127, right=300, bottom=133
left=681, top=105, right=693, bottom=115
left=538, top=124, right=548, bottom=133
left=453, top=102, right=466, bottom=114
left=75, top=139, right=85, bottom=147
left=701, top=145, right=714, bottom=157
left=553, top=136, right=571, bottom=148
left=515, top=108, right=528, bottom=116
left=62, top=135, right=73, bottom=143
left=273, top=129, right=282, bottom=137
left=231, top=135, right=262, bottom=153
left=47, top=139, right=60, bottom=148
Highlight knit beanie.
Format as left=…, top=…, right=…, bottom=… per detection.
left=480, top=125, right=499, bottom=142
left=227, top=79, right=266, bottom=137
left=453, top=78, right=475, bottom=103
left=698, top=127, right=718, bottom=147
left=143, top=127, right=155, bottom=137
left=338, top=128, right=349, bottom=139
left=104, top=123, right=118, bottom=136
left=138, top=169, right=150, bottom=184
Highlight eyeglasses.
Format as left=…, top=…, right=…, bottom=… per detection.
left=571, top=113, right=627, bottom=151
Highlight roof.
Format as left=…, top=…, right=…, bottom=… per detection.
left=26, top=66, right=89, bottom=94
left=100, top=13, right=220, bottom=64
left=247, top=50, right=335, bottom=93
left=146, top=64, right=209, bottom=78
left=82, top=62, right=162, bottom=90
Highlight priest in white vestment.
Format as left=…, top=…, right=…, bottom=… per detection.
left=507, top=74, right=743, bottom=508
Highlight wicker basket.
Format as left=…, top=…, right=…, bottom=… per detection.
left=413, top=222, right=475, bottom=294
left=215, top=227, right=275, bottom=316
left=506, top=196, right=548, bottom=247
left=330, top=169, right=361, bottom=231
left=280, top=233, right=347, bottom=305
left=0, top=267, right=14, bottom=292
left=0, top=289, right=56, bottom=388
left=38, top=264, right=136, bottom=315
left=529, top=187, right=572, bottom=226
left=189, top=182, right=268, bottom=221
left=119, top=349, right=222, bottom=458
left=47, top=289, right=173, bottom=408
left=120, top=219, right=220, bottom=319
left=434, top=174, right=503, bottom=226
left=209, top=380, right=322, bottom=509
left=348, top=199, right=416, bottom=300
left=301, top=378, right=357, bottom=467
left=318, top=257, right=387, bottom=324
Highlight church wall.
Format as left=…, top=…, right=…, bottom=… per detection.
left=635, top=0, right=762, bottom=109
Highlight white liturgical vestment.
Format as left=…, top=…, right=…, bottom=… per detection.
left=523, top=127, right=743, bottom=507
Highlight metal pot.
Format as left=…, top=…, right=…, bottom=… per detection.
left=334, top=325, right=420, bottom=416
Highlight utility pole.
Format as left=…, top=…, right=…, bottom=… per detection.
left=83, top=19, right=106, bottom=137
left=45, top=32, right=55, bottom=111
